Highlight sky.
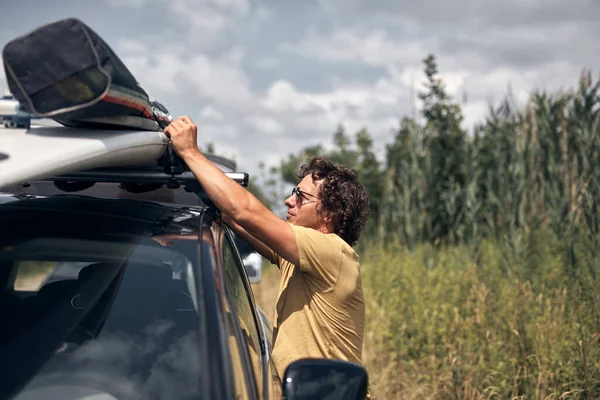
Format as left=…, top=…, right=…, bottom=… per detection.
left=1, top=0, right=599, bottom=181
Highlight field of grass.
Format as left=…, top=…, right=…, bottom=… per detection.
left=252, top=229, right=600, bottom=399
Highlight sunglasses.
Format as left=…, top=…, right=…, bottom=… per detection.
left=291, top=187, right=319, bottom=204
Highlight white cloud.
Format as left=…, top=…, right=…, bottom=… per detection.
left=180, top=54, right=254, bottom=106
left=281, top=28, right=428, bottom=68
left=198, top=105, right=224, bottom=122
left=107, top=0, right=250, bottom=15
left=169, top=0, right=248, bottom=46
left=263, top=80, right=322, bottom=114
left=317, top=0, right=599, bottom=28
left=117, top=40, right=253, bottom=108
left=245, top=115, right=284, bottom=135
left=260, top=77, right=409, bottom=148
left=198, top=121, right=239, bottom=141
left=106, top=0, right=268, bottom=50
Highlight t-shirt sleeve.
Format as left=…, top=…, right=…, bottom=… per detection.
left=289, top=225, right=342, bottom=288
left=265, top=246, right=282, bottom=268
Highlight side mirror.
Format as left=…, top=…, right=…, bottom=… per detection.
left=283, top=358, right=368, bottom=400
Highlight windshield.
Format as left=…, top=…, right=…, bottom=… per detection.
left=0, top=222, right=203, bottom=399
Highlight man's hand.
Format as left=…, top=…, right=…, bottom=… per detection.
left=163, top=116, right=200, bottom=159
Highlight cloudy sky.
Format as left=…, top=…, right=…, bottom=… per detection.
left=1, top=0, right=599, bottom=180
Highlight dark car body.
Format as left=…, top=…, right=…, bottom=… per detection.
left=0, top=188, right=277, bottom=399
left=0, top=178, right=368, bottom=400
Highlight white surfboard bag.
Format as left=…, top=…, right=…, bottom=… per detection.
left=2, top=18, right=171, bottom=131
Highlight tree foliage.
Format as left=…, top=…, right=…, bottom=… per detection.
left=265, top=54, right=600, bottom=260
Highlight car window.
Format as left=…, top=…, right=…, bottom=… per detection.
left=224, top=307, right=252, bottom=400
left=233, top=234, right=255, bottom=258
left=222, top=234, right=263, bottom=397
left=0, top=234, right=203, bottom=400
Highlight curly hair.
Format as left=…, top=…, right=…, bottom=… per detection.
left=297, top=156, right=370, bottom=246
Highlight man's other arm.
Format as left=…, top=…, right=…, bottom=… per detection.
left=221, top=213, right=277, bottom=265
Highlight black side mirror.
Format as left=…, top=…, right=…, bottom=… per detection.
left=282, top=358, right=368, bottom=400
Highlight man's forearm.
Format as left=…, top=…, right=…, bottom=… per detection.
left=180, top=150, right=277, bottom=263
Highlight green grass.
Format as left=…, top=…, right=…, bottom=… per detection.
left=360, top=230, right=600, bottom=399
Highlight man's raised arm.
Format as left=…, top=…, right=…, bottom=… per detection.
left=164, top=116, right=300, bottom=267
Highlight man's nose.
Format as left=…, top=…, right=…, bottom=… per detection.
left=284, top=194, right=295, bottom=207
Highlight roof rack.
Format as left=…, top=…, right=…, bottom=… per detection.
left=21, top=144, right=248, bottom=198
left=43, top=169, right=248, bottom=187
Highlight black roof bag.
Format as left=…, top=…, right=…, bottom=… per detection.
left=2, top=18, right=171, bottom=130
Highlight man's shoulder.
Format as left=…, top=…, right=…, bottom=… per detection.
left=289, top=225, right=358, bottom=260
left=289, top=224, right=339, bottom=244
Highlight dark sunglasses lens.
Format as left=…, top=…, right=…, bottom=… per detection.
left=292, top=187, right=302, bottom=202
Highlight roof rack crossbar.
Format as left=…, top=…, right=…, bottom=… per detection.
left=40, top=169, right=248, bottom=187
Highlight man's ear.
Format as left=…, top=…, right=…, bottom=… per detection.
left=322, top=211, right=336, bottom=233
left=319, top=207, right=332, bottom=223
left=315, top=203, right=325, bottom=217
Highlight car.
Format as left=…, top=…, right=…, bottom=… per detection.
left=0, top=124, right=369, bottom=400
left=0, top=93, right=32, bottom=129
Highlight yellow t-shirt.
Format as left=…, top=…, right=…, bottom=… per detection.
left=268, top=224, right=366, bottom=380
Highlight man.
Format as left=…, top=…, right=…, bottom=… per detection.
left=164, top=116, right=370, bottom=387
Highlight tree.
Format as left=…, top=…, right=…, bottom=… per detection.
left=273, top=125, right=384, bottom=230
left=418, top=54, right=469, bottom=243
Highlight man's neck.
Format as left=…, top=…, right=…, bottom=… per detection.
left=317, top=225, right=333, bottom=235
